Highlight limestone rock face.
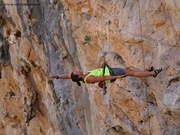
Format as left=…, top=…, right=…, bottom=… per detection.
left=0, top=0, right=180, bottom=135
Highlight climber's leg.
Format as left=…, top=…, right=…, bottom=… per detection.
left=125, top=68, right=162, bottom=77
left=125, top=69, right=154, bottom=77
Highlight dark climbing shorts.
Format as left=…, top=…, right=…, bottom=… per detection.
left=110, top=68, right=126, bottom=76
left=108, top=68, right=125, bottom=82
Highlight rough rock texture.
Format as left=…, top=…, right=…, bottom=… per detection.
left=0, top=0, right=180, bottom=135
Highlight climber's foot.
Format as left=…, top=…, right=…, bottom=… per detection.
left=151, top=68, right=162, bottom=78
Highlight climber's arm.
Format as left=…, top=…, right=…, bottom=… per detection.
left=47, top=74, right=71, bottom=79
left=86, top=75, right=125, bottom=83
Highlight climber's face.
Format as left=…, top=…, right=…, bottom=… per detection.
left=73, top=70, right=83, bottom=77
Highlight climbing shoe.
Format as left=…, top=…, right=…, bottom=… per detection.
left=151, top=68, right=162, bottom=78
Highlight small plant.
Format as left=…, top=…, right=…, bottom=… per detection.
left=82, top=42, right=87, bottom=45
left=82, top=35, right=90, bottom=45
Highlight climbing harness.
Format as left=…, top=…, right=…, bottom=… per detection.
left=98, top=62, right=108, bottom=95
left=98, top=62, right=116, bottom=95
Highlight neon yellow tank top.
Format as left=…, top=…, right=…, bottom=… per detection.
left=84, top=67, right=110, bottom=84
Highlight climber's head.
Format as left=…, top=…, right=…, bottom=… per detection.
left=73, top=70, right=83, bottom=76
left=71, top=71, right=83, bottom=86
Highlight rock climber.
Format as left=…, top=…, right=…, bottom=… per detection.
left=47, top=58, right=162, bottom=86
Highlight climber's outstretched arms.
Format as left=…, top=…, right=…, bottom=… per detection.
left=46, top=74, right=71, bottom=79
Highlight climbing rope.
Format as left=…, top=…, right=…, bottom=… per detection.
left=100, top=0, right=110, bottom=57
left=100, top=1, right=105, bottom=53
left=99, top=2, right=107, bottom=93
left=137, top=0, right=152, bottom=135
